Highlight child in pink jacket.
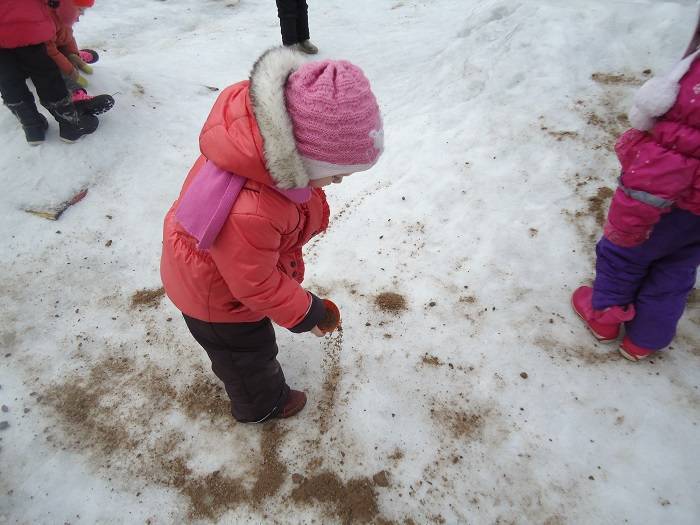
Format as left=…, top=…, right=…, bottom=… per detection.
left=573, top=22, right=700, bottom=361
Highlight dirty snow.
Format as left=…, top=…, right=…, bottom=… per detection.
left=1, top=0, right=699, bottom=524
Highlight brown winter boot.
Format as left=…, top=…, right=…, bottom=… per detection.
left=276, top=389, right=307, bottom=418
left=297, top=40, right=318, bottom=54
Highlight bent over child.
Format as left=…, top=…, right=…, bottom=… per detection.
left=161, top=47, right=383, bottom=421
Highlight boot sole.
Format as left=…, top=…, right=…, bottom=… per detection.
left=618, top=346, right=648, bottom=362
left=570, top=296, right=618, bottom=343
left=80, top=49, right=99, bottom=64
left=89, top=99, right=114, bottom=115
left=75, top=96, right=114, bottom=116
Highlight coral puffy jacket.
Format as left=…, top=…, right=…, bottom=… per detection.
left=0, top=0, right=55, bottom=49
left=160, top=81, right=329, bottom=327
left=605, top=57, right=700, bottom=246
left=46, top=10, right=80, bottom=76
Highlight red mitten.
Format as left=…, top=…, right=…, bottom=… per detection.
left=316, top=299, right=341, bottom=334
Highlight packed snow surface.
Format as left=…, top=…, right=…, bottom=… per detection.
left=1, top=0, right=699, bottom=524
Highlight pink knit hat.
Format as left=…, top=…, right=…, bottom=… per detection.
left=284, top=60, right=383, bottom=180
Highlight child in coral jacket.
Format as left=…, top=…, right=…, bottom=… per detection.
left=0, top=0, right=98, bottom=143
left=573, top=23, right=700, bottom=361
left=50, top=0, right=114, bottom=115
left=161, top=48, right=383, bottom=422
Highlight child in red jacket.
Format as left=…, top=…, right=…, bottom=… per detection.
left=0, top=0, right=98, bottom=143
left=160, top=47, right=383, bottom=423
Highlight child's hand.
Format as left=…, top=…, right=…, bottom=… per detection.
left=69, top=54, right=94, bottom=75
left=314, top=299, right=341, bottom=335
left=69, top=68, right=89, bottom=88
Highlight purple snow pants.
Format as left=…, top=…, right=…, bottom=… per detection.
left=593, top=208, right=700, bottom=350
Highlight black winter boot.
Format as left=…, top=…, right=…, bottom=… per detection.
left=43, top=96, right=99, bottom=143
left=6, top=100, right=49, bottom=145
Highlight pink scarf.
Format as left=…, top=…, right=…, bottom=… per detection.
left=175, top=160, right=311, bottom=250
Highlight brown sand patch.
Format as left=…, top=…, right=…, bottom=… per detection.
left=164, top=422, right=289, bottom=520
left=290, top=471, right=380, bottom=524
left=372, top=470, right=391, bottom=487
left=318, top=328, right=343, bottom=434
left=180, top=468, right=247, bottom=520
left=586, top=111, right=630, bottom=150
left=375, top=292, right=407, bottom=314
left=566, top=185, right=615, bottom=250
left=535, top=336, right=622, bottom=365
left=586, top=186, right=614, bottom=227
left=130, top=287, right=165, bottom=308
left=543, top=516, right=566, bottom=525
left=422, top=354, right=443, bottom=367
left=388, top=448, right=405, bottom=461
left=41, top=354, right=296, bottom=521
left=250, top=423, right=288, bottom=502
left=177, top=377, right=231, bottom=422
left=431, top=408, right=484, bottom=440
left=44, top=356, right=140, bottom=454
left=547, top=130, right=579, bottom=141
left=45, top=380, right=133, bottom=454
left=135, top=365, right=178, bottom=412
left=39, top=317, right=403, bottom=522
left=591, top=72, right=644, bottom=86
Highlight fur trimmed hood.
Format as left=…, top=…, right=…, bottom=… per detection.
left=249, top=47, right=310, bottom=189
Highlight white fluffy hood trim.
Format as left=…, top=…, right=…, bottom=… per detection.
left=249, top=47, right=310, bottom=189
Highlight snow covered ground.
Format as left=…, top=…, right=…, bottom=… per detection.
left=1, top=0, right=699, bottom=523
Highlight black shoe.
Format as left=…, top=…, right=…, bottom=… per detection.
left=72, top=90, right=115, bottom=116
left=44, top=96, right=99, bottom=142
left=6, top=100, right=49, bottom=145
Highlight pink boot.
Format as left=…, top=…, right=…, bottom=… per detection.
left=571, top=286, right=635, bottom=342
left=619, top=337, right=653, bottom=361
left=79, top=49, right=99, bottom=64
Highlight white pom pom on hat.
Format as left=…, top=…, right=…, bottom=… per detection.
left=628, top=49, right=700, bottom=131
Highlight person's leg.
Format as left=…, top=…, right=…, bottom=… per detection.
left=625, top=212, right=700, bottom=350
left=276, top=0, right=299, bottom=46
left=591, top=207, right=700, bottom=309
left=12, top=44, right=98, bottom=142
left=0, top=48, right=33, bottom=104
left=63, top=74, right=83, bottom=95
left=296, top=0, right=310, bottom=42
left=592, top=238, right=652, bottom=310
left=14, top=44, right=68, bottom=104
left=183, top=315, right=290, bottom=422
left=576, top=208, right=698, bottom=342
left=0, top=48, right=49, bottom=144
